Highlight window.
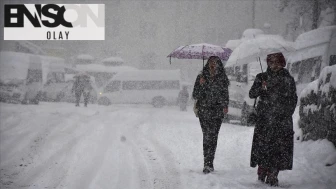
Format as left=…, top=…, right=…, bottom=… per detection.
left=297, top=56, right=322, bottom=83
left=122, top=81, right=138, bottom=90
left=291, top=61, right=301, bottom=74
left=27, top=69, right=42, bottom=83
left=89, top=72, right=115, bottom=88
left=313, top=56, right=322, bottom=78
left=326, top=73, right=332, bottom=84
left=122, top=80, right=180, bottom=90
left=225, top=67, right=234, bottom=76
left=330, top=55, right=336, bottom=66
left=104, top=81, right=121, bottom=93
left=47, top=72, right=65, bottom=83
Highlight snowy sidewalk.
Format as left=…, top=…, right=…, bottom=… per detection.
left=0, top=102, right=335, bottom=189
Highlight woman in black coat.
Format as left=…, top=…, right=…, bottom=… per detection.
left=192, top=56, right=230, bottom=174
left=249, top=52, right=298, bottom=186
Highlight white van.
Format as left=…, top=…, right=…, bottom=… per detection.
left=0, top=51, right=43, bottom=104
left=97, top=70, right=181, bottom=107
left=287, top=26, right=336, bottom=94
left=75, top=64, right=138, bottom=88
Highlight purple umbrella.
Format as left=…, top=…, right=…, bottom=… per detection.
left=167, top=43, right=232, bottom=65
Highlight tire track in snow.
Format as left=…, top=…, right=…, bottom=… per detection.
left=112, top=109, right=182, bottom=189
left=58, top=109, right=141, bottom=189
left=1, top=110, right=102, bottom=189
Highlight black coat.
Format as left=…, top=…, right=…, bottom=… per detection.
left=192, top=66, right=229, bottom=119
left=249, top=68, right=298, bottom=170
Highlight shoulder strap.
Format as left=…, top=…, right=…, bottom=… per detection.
left=253, top=98, right=257, bottom=108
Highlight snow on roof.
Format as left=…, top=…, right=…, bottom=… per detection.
left=225, top=39, right=241, bottom=50
left=111, top=70, right=181, bottom=81
left=241, top=28, right=264, bottom=41
left=295, top=26, right=336, bottom=50
left=287, top=45, right=328, bottom=63
left=76, top=64, right=137, bottom=73
left=77, top=54, right=94, bottom=60
left=226, top=34, right=294, bottom=67
left=101, top=57, right=124, bottom=63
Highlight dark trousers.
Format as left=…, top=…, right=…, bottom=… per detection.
left=199, top=116, right=222, bottom=167
left=75, top=91, right=90, bottom=106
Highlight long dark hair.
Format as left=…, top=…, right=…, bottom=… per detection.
left=202, top=56, right=230, bottom=87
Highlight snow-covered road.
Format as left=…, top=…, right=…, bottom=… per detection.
left=0, top=102, right=335, bottom=189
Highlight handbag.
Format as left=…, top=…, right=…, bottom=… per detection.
left=247, top=98, right=258, bottom=125
left=193, top=100, right=199, bottom=117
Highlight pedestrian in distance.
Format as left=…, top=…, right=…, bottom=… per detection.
left=192, top=56, right=230, bottom=174
left=72, top=73, right=93, bottom=107
left=249, top=52, right=298, bottom=186
left=177, top=85, right=189, bottom=111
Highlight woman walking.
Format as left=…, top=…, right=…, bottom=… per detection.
left=192, top=56, right=230, bottom=174
left=249, top=52, right=298, bottom=186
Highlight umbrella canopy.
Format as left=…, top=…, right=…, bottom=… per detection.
left=225, top=35, right=295, bottom=68
left=167, top=43, right=232, bottom=62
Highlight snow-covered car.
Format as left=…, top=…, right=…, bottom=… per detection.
left=287, top=26, right=336, bottom=95
left=227, top=60, right=266, bottom=125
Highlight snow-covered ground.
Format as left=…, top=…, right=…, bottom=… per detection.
left=0, top=102, right=335, bottom=189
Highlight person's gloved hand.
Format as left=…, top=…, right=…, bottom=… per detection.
left=200, top=76, right=206, bottom=85
left=262, top=81, right=267, bottom=90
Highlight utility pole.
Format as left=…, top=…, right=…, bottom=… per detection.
left=252, top=0, right=256, bottom=28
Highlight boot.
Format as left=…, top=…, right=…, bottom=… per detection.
left=257, top=166, right=268, bottom=182
left=203, top=166, right=213, bottom=174
left=266, top=168, right=279, bottom=187
left=203, top=162, right=214, bottom=174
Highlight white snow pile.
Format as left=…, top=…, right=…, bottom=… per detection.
left=299, top=80, right=319, bottom=99
left=225, top=39, right=242, bottom=51
left=295, top=26, right=336, bottom=50
left=241, top=28, right=264, bottom=41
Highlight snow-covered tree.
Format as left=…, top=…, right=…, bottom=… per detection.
left=276, top=0, right=336, bottom=40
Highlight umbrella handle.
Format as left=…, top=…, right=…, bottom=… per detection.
left=170, top=56, right=171, bottom=64
left=258, top=57, right=263, bottom=73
